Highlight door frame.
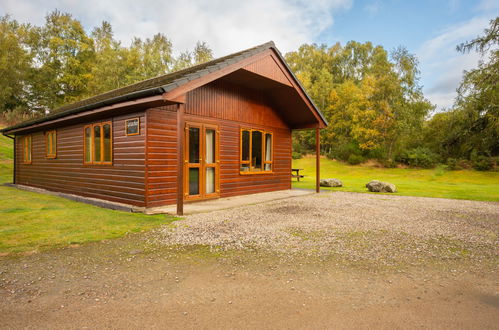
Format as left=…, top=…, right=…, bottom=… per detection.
left=184, top=121, right=220, bottom=201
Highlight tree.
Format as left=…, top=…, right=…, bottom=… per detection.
left=0, top=16, right=33, bottom=115
left=286, top=41, right=432, bottom=161
left=31, top=10, right=95, bottom=112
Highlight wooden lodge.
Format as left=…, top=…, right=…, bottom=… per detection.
left=1, top=42, right=327, bottom=214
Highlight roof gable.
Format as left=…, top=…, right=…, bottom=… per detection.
left=2, top=41, right=327, bottom=134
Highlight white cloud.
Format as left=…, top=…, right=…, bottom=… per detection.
left=364, top=1, right=380, bottom=16
left=477, top=0, right=499, bottom=11
left=418, top=15, right=495, bottom=110
left=0, top=0, right=352, bottom=56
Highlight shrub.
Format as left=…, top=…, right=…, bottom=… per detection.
left=446, top=158, right=461, bottom=171
left=397, top=147, right=438, bottom=168
left=382, top=159, right=397, bottom=168
left=347, top=154, right=364, bottom=165
left=292, top=152, right=302, bottom=160
left=329, top=141, right=362, bottom=161
left=472, top=156, right=494, bottom=171
left=457, top=159, right=472, bottom=169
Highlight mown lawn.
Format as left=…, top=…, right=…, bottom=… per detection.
left=0, top=133, right=176, bottom=254
left=293, top=156, right=499, bottom=202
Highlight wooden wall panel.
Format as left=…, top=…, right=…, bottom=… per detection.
left=243, top=54, right=292, bottom=87
left=145, top=105, right=178, bottom=208
left=185, top=80, right=288, bottom=128
left=14, top=111, right=147, bottom=206
left=216, top=119, right=291, bottom=199
left=147, top=80, right=292, bottom=207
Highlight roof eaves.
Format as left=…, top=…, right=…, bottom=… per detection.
left=1, top=41, right=278, bottom=134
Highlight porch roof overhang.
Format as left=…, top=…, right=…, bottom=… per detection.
left=219, top=69, right=324, bottom=129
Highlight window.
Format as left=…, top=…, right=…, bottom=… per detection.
left=84, top=122, right=112, bottom=164
left=22, top=135, right=32, bottom=164
left=45, top=130, right=56, bottom=158
left=240, top=128, right=273, bottom=173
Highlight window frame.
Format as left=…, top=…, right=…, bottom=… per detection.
left=22, top=135, right=32, bottom=164
left=45, top=130, right=57, bottom=159
left=83, top=121, right=113, bottom=165
left=125, top=118, right=140, bottom=136
left=239, top=128, right=273, bottom=175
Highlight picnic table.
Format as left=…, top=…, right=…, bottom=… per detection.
left=292, top=168, right=304, bottom=181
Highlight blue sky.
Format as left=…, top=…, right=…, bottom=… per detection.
left=321, top=0, right=498, bottom=110
left=1, top=0, right=498, bottom=110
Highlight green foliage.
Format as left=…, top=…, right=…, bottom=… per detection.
left=286, top=41, right=433, bottom=164
left=327, top=140, right=362, bottom=161
left=422, top=18, right=498, bottom=164
left=472, top=156, right=494, bottom=171
left=0, top=12, right=214, bottom=124
left=446, top=158, right=461, bottom=171
left=292, top=152, right=302, bottom=160
left=396, top=147, right=438, bottom=168
left=347, top=154, right=364, bottom=165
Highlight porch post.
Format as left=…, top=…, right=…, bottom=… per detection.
left=316, top=128, right=320, bottom=193
left=176, top=103, right=185, bottom=215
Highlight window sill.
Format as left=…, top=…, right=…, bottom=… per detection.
left=83, top=162, right=113, bottom=166
left=239, top=171, right=273, bottom=175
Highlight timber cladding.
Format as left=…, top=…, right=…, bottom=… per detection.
left=15, top=111, right=147, bottom=206
left=13, top=79, right=292, bottom=209
left=145, top=79, right=292, bottom=208
left=5, top=42, right=324, bottom=212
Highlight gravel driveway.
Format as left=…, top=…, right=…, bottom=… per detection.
left=154, top=191, right=499, bottom=266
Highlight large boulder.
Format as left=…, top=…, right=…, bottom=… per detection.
left=320, top=178, right=343, bottom=187
left=366, top=180, right=397, bottom=193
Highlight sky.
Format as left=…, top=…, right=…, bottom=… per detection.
left=1, top=0, right=498, bottom=110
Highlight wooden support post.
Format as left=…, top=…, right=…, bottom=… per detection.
left=316, top=128, right=320, bottom=193
left=176, top=103, right=185, bottom=215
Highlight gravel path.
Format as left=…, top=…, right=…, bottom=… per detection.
left=153, top=192, right=499, bottom=266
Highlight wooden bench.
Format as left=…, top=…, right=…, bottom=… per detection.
left=292, top=168, right=304, bottom=181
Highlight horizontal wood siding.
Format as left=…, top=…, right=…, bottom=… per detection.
left=145, top=79, right=292, bottom=208
left=216, top=120, right=291, bottom=199
left=14, top=111, right=147, bottom=206
left=146, top=105, right=178, bottom=208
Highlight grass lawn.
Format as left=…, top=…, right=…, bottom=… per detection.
left=293, top=156, right=499, bottom=202
left=0, top=133, right=176, bottom=254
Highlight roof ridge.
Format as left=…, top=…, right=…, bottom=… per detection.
left=1, top=41, right=286, bottom=133
left=53, top=41, right=275, bottom=113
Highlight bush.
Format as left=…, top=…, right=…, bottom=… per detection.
left=347, top=154, right=364, bottom=165
left=292, top=152, right=302, bottom=160
left=328, top=141, right=362, bottom=161
left=472, top=156, right=494, bottom=171
left=446, top=158, right=461, bottom=170
left=397, top=147, right=438, bottom=168
left=382, top=159, right=397, bottom=168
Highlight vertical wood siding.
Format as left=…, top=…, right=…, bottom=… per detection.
left=146, top=79, right=292, bottom=207
left=14, top=111, right=147, bottom=206
left=243, top=54, right=292, bottom=87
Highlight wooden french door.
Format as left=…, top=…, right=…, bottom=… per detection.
left=184, top=122, right=220, bottom=200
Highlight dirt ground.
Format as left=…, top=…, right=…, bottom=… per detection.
left=1, top=192, right=498, bottom=329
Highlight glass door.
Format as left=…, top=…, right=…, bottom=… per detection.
left=184, top=122, right=219, bottom=200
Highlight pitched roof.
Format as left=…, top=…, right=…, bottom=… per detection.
left=2, top=41, right=326, bottom=134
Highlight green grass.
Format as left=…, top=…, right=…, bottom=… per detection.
left=293, top=156, right=499, bottom=202
left=0, top=133, right=176, bottom=254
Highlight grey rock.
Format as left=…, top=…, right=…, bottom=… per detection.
left=320, top=178, right=343, bottom=187
left=366, top=180, right=397, bottom=193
